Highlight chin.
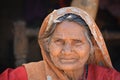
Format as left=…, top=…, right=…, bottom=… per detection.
left=56, top=63, right=83, bottom=71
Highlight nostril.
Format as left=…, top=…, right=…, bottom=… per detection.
left=62, top=43, right=72, bottom=54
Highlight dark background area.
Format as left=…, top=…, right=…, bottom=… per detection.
left=0, top=0, right=120, bottom=73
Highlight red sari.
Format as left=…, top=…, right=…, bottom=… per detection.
left=88, top=64, right=120, bottom=80
left=0, top=66, right=27, bottom=80
left=0, top=64, right=120, bottom=80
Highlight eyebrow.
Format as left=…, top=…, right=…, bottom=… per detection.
left=52, top=36, right=83, bottom=40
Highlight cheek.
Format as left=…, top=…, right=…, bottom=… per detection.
left=74, top=44, right=90, bottom=58
left=49, top=43, right=62, bottom=57
left=49, top=43, right=63, bottom=67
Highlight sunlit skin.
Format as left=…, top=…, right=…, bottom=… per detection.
left=48, top=21, right=91, bottom=80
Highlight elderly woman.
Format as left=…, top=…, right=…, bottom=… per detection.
left=0, top=7, right=120, bottom=80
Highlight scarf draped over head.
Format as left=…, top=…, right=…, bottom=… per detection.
left=25, top=7, right=113, bottom=80
left=39, top=7, right=113, bottom=68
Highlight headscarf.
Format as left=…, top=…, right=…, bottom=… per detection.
left=25, top=7, right=113, bottom=80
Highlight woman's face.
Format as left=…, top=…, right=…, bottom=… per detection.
left=49, top=21, right=91, bottom=71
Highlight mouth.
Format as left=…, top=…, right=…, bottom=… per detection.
left=60, top=58, right=78, bottom=63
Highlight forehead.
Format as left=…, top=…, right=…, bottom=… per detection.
left=52, top=21, right=87, bottom=39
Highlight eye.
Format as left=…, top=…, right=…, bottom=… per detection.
left=73, top=40, right=82, bottom=46
left=54, top=39, right=64, bottom=45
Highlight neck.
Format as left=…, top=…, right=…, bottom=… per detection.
left=64, top=66, right=84, bottom=80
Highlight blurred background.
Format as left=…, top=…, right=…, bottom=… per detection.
left=0, top=0, right=120, bottom=73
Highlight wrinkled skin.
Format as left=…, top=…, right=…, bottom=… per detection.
left=48, top=21, right=91, bottom=79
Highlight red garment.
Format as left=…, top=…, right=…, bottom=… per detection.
left=88, top=64, right=120, bottom=80
left=0, top=64, right=120, bottom=80
left=0, top=66, right=27, bottom=80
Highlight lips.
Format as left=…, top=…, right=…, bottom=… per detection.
left=60, top=58, right=78, bottom=63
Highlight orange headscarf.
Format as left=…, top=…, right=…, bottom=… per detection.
left=24, top=7, right=113, bottom=80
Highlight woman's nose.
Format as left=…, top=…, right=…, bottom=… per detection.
left=62, top=43, right=72, bottom=55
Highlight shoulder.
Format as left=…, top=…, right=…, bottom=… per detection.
left=0, top=66, right=27, bottom=80
left=88, top=64, right=120, bottom=80
left=23, top=61, right=45, bottom=72
left=23, top=61, right=44, bottom=67
left=23, top=61, right=46, bottom=80
left=23, top=60, right=45, bottom=71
